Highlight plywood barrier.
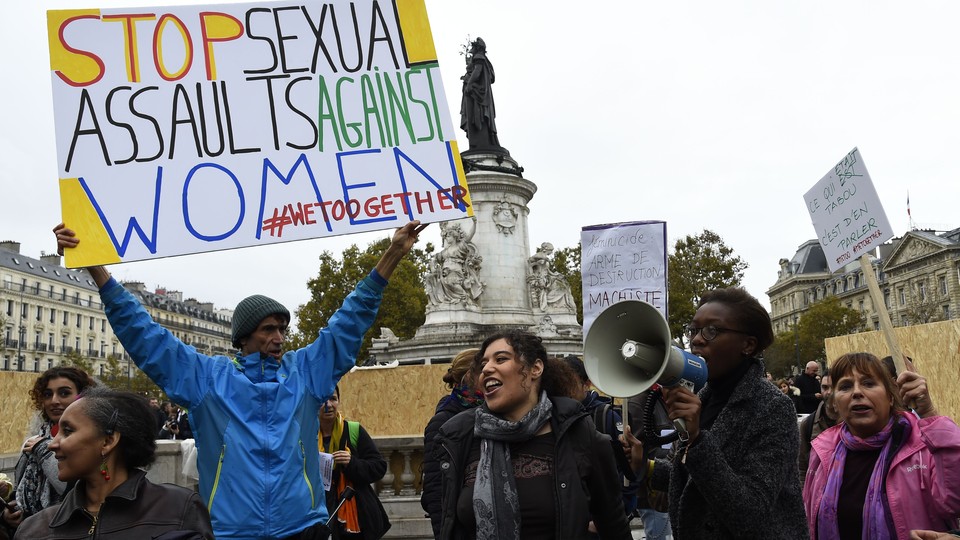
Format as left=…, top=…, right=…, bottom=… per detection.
left=825, top=319, right=960, bottom=423
left=0, top=371, right=49, bottom=454
left=0, top=364, right=454, bottom=453
left=337, top=364, right=452, bottom=437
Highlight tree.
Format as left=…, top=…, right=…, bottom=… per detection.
left=764, top=330, right=802, bottom=378
left=61, top=349, right=95, bottom=375
left=289, top=235, right=432, bottom=365
left=796, top=296, right=864, bottom=365
left=549, top=245, right=583, bottom=324
left=900, top=280, right=942, bottom=325
left=668, top=230, right=748, bottom=348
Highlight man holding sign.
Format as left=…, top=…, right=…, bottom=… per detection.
left=54, top=220, right=426, bottom=540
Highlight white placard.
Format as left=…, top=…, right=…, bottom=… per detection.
left=804, top=148, right=893, bottom=272
left=48, top=0, right=470, bottom=268
left=580, top=221, right=668, bottom=338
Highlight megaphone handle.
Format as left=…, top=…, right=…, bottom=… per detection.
left=621, top=397, right=629, bottom=435
left=672, top=417, right=690, bottom=443
left=620, top=397, right=630, bottom=488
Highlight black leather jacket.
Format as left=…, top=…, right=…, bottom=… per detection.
left=433, top=396, right=632, bottom=540
left=15, top=469, right=213, bottom=539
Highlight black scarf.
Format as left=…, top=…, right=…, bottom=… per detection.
left=700, top=357, right=758, bottom=430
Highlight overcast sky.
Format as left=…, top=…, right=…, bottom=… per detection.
left=3, top=1, right=959, bottom=330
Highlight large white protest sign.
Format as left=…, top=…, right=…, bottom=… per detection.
left=48, top=0, right=469, bottom=268
left=580, top=221, right=667, bottom=338
left=804, top=148, right=893, bottom=272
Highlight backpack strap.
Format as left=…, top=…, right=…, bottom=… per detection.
left=347, top=420, right=360, bottom=448
left=592, top=403, right=611, bottom=436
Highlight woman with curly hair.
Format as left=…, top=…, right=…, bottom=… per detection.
left=2, top=367, right=95, bottom=530
left=434, top=329, right=632, bottom=539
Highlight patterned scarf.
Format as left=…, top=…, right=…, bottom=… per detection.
left=817, top=415, right=909, bottom=540
left=14, top=422, right=63, bottom=516
left=451, top=383, right=485, bottom=409
left=472, top=391, right=552, bottom=540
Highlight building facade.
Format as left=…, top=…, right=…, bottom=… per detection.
left=0, top=241, right=233, bottom=378
left=767, top=228, right=960, bottom=335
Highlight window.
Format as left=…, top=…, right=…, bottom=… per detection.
left=858, top=300, right=864, bottom=313
left=35, top=306, right=42, bottom=321
left=940, top=276, right=948, bottom=296
left=74, top=337, right=80, bottom=350
left=101, top=320, right=106, bottom=332
left=76, top=314, right=81, bottom=328
left=899, top=288, right=906, bottom=305
left=33, top=359, right=39, bottom=372
left=5, top=300, right=11, bottom=317
left=62, top=311, right=68, bottom=325
left=884, top=290, right=891, bottom=309
left=21, top=302, right=27, bottom=318
left=49, top=308, right=55, bottom=323
left=61, top=336, right=67, bottom=352
left=48, top=333, right=54, bottom=349
left=918, top=281, right=926, bottom=301
left=88, top=317, right=93, bottom=330
left=945, top=305, right=952, bottom=319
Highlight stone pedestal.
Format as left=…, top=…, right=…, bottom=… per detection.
left=369, top=152, right=583, bottom=365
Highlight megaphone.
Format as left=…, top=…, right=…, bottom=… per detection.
left=584, top=300, right=708, bottom=438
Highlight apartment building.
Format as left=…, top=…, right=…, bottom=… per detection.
left=0, top=241, right=232, bottom=377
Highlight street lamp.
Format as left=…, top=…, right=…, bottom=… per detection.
left=15, top=284, right=25, bottom=371
left=793, top=314, right=800, bottom=375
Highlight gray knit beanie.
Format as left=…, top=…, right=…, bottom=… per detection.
left=231, top=295, right=290, bottom=348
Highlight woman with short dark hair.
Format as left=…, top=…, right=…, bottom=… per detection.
left=625, top=287, right=808, bottom=539
left=14, top=387, right=213, bottom=539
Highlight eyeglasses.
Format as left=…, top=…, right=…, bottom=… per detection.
left=685, top=324, right=751, bottom=342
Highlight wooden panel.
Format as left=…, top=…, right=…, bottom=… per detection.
left=337, top=364, right=453, bottom=437
left=0, top=372, right=48, bottom=453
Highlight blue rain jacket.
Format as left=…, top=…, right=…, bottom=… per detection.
left=99, top=272, right=384, bottom=539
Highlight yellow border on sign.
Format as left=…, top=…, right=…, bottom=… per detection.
left=60, top=178, right=121, bottom=267
left=395, top=0, right=437, bottom=64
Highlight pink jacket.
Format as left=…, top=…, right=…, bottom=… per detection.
left=803, top=413, right=960, bottom=539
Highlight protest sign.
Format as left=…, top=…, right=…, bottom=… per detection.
left=804, top=147, right=892, bottom=272
left=48, top=0, right=469, bottom=268
left=580, top=221, right=667, bottom=337
left=805, top=148, right=908, bottom=374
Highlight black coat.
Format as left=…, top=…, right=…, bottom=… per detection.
left=434, top=396, right=632, bottom=540
left=421, top=395, right=474, bottom=539
left=793, top=373, right=820, bottom=415
left=650, top=360, right=809, bottom=540
left=15, top=469, right=212, bottom=539
left=325, top=421, right=390, bottom=540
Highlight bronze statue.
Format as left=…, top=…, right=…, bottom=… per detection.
left=460, top=38, right=503, bottom=152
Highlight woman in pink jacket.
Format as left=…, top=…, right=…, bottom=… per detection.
left=803, top=352, right=960, bottom=539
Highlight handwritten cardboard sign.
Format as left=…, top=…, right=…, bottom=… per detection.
left=804, top=148, right=892, bottom=272
left=580, top=221, right=668, bottom=338
left=48, top=0, right=469, bottom=268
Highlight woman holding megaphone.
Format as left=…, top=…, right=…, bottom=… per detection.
left=623, top=287, right=808, bottom=539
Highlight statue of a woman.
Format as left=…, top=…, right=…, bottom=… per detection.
left=424, top=219, right=484, bottom=308
left=527, top=242, right=575, bottom=312
left=460, top=38, right=501, bottom=151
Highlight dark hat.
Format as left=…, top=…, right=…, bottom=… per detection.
left=231, top=295, right=290, bottom=348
